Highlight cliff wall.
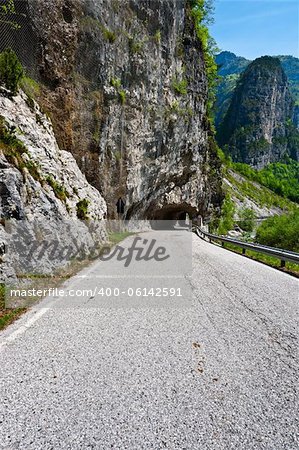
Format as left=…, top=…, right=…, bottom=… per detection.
left=2, top=0, right=222, bottom=219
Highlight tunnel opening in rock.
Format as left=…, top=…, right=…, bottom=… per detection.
left=145, top=203, right=199, bottom=228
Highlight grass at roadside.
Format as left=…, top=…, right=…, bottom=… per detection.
left=0, top=230, right=135, bottom=331
left=222, top=242, right=299, bottom=277
left=0, top=284, right=27, bottom=330
left=108, top=231, right=134, bottom=246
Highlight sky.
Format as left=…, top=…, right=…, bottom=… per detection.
left=210, top=0, right=299, bottom=60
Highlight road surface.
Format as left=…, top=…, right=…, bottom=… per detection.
left=0, top=232, right=298, bottom=449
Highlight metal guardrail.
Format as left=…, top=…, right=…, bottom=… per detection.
left=193, top=226, right=299, bottom=268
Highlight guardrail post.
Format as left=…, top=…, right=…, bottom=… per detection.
left=242, top=248, right=246, bottom=255
left=221, top=242, right=224, bottom=248
left=281, top=260, right=286, bottom=268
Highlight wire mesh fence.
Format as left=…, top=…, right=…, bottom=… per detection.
left=0, top=0, right=40, bottom=76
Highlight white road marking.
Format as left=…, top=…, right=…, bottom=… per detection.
left=0, top=307, right=50, bottom=352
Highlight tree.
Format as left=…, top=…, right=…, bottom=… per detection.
left=238, top=207, right=256, bottom=232
left=217, top=194, right=235, bottom=235
left=255, top=211, right=299, bottom=252
left=0, top=48, right=24, bottom=95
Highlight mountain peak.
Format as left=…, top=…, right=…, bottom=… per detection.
left=249, top=56, right=282, bottom=70
left=217, top=56, right=298, bottom=168
left=216, top=51, right=250, bottom=76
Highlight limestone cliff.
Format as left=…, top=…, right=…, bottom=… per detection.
left=217, top=56, right=299, bottom=168
left=0, top=91, right=106, bottom=221
left=0, top=89, right=107, bottom=281
left=1, top=0, right=222, bottom=220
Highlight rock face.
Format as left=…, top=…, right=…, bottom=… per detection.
left=214, top=51, right=250, bottom=127
left=217, top=57, right=299, bottom=169
left=215, top=52, right=299, bottom=131
left=0, top=90, right=107, bottom=282
left=0, top=91, right=107, bottom=221
left=1, top=0, right=222, bottom=220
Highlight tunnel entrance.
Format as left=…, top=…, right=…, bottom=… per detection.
left=146, top=203, right=199, bottom=228
left=150, top=204, right=198, bottom=220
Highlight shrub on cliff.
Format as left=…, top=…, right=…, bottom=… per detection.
left=0, top=116, right=41, bottom=181
left=0, top=48, right=23, bottom=95
left=46, top=176, right=68, bottom=202
left=76, top=199, right=89, bottom=220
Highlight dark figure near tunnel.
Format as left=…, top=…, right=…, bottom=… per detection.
left=116, top=198, right=125, bottom=215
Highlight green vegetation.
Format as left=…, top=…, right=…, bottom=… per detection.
left=0, top=117, right=24, bottom=148
left=277, top=56, right=299, bottom=106
left=232, top=159, right=299, bottom=203
left=110, top=77, right=121, bottom=89
left=222, top=243, right=299, bottom=275
left=0, top=48, right=23, bottom=95
left=80, top=15, right=99, bottom=29
left=76, top=198, right=89, bottom=220
left=217, top=194, right=235, bottom=235
left=119, top=90, right=126, bottom=105
left=172, top=77, right=188, bottom=95
left=0, top=284, right=26, bottom=331
left=129, top=38, right=144, bottom=54
left=108, top=231, right=134, bottom=246
left=20, top=76, right=40, bottom=108
left=238, top=207, right=256, bottom=232
left=111, top=0, right=120, bottom=13
left=46, top=176, right=68, bottom=202
left=216, top=51, right=250, bottom=77
left=154, top=30, right=161, bottom=44
left=92, top=129, right=101, bottom=145
left=110, top=77, right=126, bottom=105
left=189, top=0, right=218, bottom=113
left=215, top=55, right=299, bottom=159
left=0, top=0, right=20, bottom=30
left=114, top=151, right=122, bottom=161
left=0, top=117, right=41, bottom=181
left=217, top=147, right=297, bottom=245
left=226, top=169, right=295, bottom=211
left=165, top=101, right=193, bottom=120
left=215, top=53, right=299, bottom=126
left=214, top=73, right=239, bottom=126
left=102, top=27, right=116, bottom=43
left=20, top=76, right=40, bottom=97
left=256, top=210, right=299, bottom=252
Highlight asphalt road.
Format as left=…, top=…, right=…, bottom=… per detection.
left=0, top=232, right=298, bottom=450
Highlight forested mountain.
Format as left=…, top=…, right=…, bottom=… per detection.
left=217, top=56, right=299, bottom=168
left=215, top=51, right=299, bottom=128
